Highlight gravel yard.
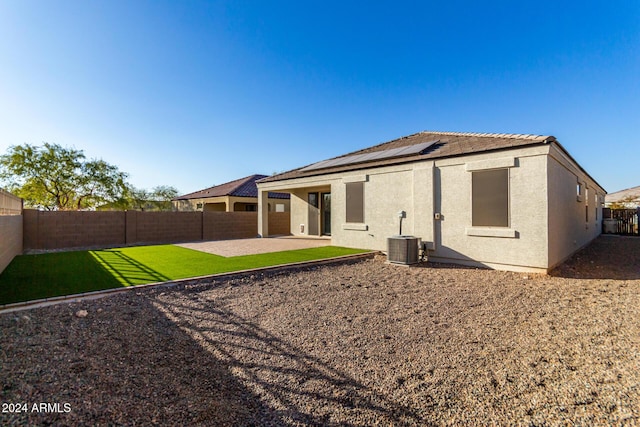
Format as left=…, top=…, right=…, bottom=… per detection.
left=1, top=235, right=638, bottom=426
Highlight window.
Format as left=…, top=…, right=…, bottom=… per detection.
left=345, top=182, right=364, bottom=223
left=308, top=192, right=319, bottom=208
left=576, top=181, right=585, bottom=202
left=245, top=204, right=257, bottom=212
left=472, top=169, right=509, bottom=227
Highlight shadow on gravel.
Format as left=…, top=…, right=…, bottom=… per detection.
left=0, top=298, right=280, bottom=426
left=550, top=235, right=640, bottom=280
left=153, top=291, right=426, bottom=426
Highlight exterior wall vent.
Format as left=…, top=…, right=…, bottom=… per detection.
left=387, top=236, right=420, bottom=265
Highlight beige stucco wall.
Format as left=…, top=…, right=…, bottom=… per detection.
left=289, top=185, right=331, bottom=236
left=546, top=145, right=604, bottom=269
left=258, top=143, right=603, bottom=272
left=266, top=197, right=291, bottom=213
left=431, top=148, right=549, bottom=271
left=204, top=201, right=226, bottom=211
left=332, top=168, right=416, bottom=250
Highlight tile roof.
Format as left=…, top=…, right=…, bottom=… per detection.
left=605, top=185, right=640, bottom=204
left=259, top=131, right=555, bottom=183
left=174, top=174, right=290, bottom=200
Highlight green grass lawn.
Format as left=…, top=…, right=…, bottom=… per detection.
left=0, top=245, right=369, bottom=305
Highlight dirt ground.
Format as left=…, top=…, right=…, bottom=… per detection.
left=1, top=235, right=638, bottom=426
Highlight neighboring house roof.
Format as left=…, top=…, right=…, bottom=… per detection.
left=174, top=174, right=290, bottom=201
left=605, top=185, right=640, bottom=205
left=258, top=131, right=603, bottom=191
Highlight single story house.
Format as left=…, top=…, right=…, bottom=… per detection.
left=256, top=131, right=606, bottom=273
left=605, top=185, right=640, bottom=208
left=173, top=174, right=290, bottom=212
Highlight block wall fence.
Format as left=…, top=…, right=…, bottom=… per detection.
left=21, top=210, right=291, bottom=251
left=0, top=189, right=23, bottom=274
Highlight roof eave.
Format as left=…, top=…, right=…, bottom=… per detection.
left=548, top=138, right=606, bottom=194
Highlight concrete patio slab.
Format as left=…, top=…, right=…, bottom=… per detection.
left=176, top=237, right=331, bottom=257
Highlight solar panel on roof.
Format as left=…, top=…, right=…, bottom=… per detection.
left=300, top=140, right=439, bottom=172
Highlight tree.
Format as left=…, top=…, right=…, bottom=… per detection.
left=0, top=143, right=129, bottom=210
left=608, top=195, right=640, bottom=210
left=125, top=185, right=178, bottom=211
left=149, top=185, right=179, bottom=210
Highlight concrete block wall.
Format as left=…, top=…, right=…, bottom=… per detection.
left=0, top=215, right=22, bottom=274
left=22, top=210, right=292, bottom=251
left=267, top=212, right=290, bottom=236
left=0, top=189, right=23, bottom=215
left=24, top=210, right=126, bottom=250
left=22, top=209, right=39, bottom=250
left=130, top=211, right=203, bottom=244
left=0, top=189, right=23, bottom=274
left=203, top=212, right=258, bottom=240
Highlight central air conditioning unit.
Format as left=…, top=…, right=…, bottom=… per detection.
left=387, top=236, right=420, bottom=265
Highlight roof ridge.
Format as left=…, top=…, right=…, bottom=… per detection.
left=421, top=130, right=549, bottom=141
left=175, top=174, right=267, bottom=199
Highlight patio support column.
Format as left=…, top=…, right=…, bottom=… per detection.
left=258, top=189, right=269, bottom=237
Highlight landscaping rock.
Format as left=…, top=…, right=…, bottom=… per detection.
left=0, top=236, right=638, bottom=425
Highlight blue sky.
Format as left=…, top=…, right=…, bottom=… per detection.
left=0, top=1, right=638, bottom=195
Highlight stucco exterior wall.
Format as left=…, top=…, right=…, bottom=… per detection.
left=257, top=143, right=603, bottom=272
left=288, top=185, right=331, bottom=236
left=430, top=148, right=549, bottom=271
left=288, top=190, right=307, bottom=235
left=547, top=145, right=604, bottom=269
left=332, top=167, right=416, bottom=250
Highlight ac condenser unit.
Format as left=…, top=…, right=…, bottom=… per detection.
left=387, top=236, right=419, bottom=265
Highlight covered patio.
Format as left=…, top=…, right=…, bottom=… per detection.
left=258, top=183, right=332, bottom=239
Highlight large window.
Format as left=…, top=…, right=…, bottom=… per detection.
left=345, top=182, right=364, bottom=223
left=472, top=169, right=509, bottom=227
